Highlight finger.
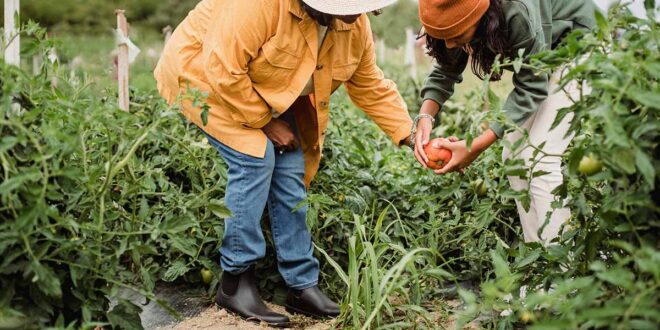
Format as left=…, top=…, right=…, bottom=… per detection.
left=271, top=139, right=283, bottom=149
left=448, top=136, right=459, bottom=142
left=415, top=137, right=429, bottom=165
left=420, top=126, right=431, bottom=146
left=414, top=148, right=428, bottom=168
left=286, top=139, right=296, bottom=151
left=414, top=145, right=427, bottom=168
left=434, top=159, right=460, bottom=175
left=434, top=164, right=454, bottom=175
left=431, top=139, right=452, bottom=149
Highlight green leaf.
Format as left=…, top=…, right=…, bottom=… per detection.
left=160, top=216, right=193, bottom=234
left=140, top=266, right=155, bottom=292
left=424, top=268, right=455, bottom=280
left=613, top=148, right=637, bottom=174
left=209, top=199, right=232, bottom=218
left=107, top=300, right=144, bottom=330
left=634, top=148, right=655, bottom=188
left=162, top=260, right=189, bottom=282
left=532, top=170, right=551, bottom=178
left=514, top=249, right=541, bottom=269
left=594, top=10, right=609, bottom=35
left=628, top=87, right=660, bottom=109
left=595, top=268, right=635, bottom=289
left=169, top=236, right=197, bottom=257
left=490, top=250, right=511, bottom=278
left=0, top=168, right=42, bottom=195
left=30, top=261, right=62, bottom=298
left=200, top=103, right=210, bottom=126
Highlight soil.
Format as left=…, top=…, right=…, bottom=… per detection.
left=155, top=303, right=333, bottom=330
left=154, top=300, right=480, bottom=330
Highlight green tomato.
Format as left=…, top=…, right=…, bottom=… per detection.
left=200, top=268, right=213, bottom=285
left=472, top=179, right=487, bottom=196
left=578, top=155, right=603, bottom=176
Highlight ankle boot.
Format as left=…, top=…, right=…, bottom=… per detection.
left=215, top=267, right=290, bottom=327
left=285, top=286, right=340, bottom=318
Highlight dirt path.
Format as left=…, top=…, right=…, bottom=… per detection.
left=156, top=303, right=333, bottom=330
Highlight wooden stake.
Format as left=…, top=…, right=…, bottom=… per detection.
left=162, top=25, right=173, bottom=45
left=404, top=27, right=417, bottom=79
left=32, top=54, right=42, bottom=75
left=4, top=0, right=20, bottom=66
left=116, top=9, right=130, bottom=112
left=376, top=38, right=386, bottom=65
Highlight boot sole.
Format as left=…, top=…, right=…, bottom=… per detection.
left=216, top=299, right=291, bottom=328
left=284, top=304, right=339, bottom=319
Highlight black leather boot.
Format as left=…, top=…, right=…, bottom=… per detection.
left=285, top=286, right=340, bottom=318
left=215, top=268, right=290, bottom=327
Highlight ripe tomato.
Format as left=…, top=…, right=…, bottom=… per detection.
left=423, top=139, right=452, bottom=170
left=200, top=268, right=213, bottom=285
left=578, top=155, right=603, bottom=176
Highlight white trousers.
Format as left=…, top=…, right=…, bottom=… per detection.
left=502, top=70, right=587, bottom=244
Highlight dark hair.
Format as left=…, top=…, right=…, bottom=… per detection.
left=300, top=1, right=382, bottom=28
left=425, top=0, right=506, bottom=81
left=301, top=1, right=334, bottom=27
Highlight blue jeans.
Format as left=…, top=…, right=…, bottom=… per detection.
left=202, top=112, right=319, bottom=290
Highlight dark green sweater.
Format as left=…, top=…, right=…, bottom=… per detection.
left=421, top=0, right=598, bottom=137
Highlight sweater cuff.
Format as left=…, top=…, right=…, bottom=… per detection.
left=489, top=121, right=505, bottom=138
left=421, top=90, right=449, bottom=108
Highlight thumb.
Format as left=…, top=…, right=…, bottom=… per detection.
left=431, top=139, right=451, bottom=149
left=435, top=158, right=459, bottom=175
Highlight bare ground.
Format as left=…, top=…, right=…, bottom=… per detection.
left=155, top=303, right=333, bottom=330
left=155, top=300, right=479, bottom=330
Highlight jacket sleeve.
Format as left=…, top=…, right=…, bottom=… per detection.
left=202, top=0, right=276, bottom=129
left=490, top=5, right=550, bottom=137
left=343, top=16, right=413, bottom=147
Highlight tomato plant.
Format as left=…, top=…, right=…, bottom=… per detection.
left=1, top=4, right=658, bottom=329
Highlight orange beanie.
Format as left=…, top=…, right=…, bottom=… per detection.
left=419, top=0, right=490, bottom=40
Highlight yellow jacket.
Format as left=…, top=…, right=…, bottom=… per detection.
left=154, top=0, right=412, bottom=186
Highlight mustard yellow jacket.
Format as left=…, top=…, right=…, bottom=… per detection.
left=154, top=0, right=412, bottom=186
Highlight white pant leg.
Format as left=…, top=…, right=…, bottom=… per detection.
left=502, top=69, right=586, bottom=244
left=502, top=113, right=539, bottom=243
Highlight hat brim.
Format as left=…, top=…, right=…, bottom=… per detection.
left=302, top=0, right=398, bottom=15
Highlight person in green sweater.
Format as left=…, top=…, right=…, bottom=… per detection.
left=412, top=0, right=597, bottom=244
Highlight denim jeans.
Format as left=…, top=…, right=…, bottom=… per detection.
left=202, top=112, right=319, bottom=290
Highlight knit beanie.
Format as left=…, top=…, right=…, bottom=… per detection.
left=419, top=0, right=490, bottom=39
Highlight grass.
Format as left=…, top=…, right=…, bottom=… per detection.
left=37, top=30, right=513, bottom=103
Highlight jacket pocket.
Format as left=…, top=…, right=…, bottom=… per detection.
left=332, top=62, right=358, bottom=82
left=248, top=42, right=300, bottom=83
left=262, top=42, right=300, bottom=69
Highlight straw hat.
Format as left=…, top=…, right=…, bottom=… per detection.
left=301, top=0, right=398, bottom=15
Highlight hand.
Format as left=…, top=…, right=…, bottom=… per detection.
left=413, top=117, right=434, bottom=168
left=431, top=137, right=480, bottom=174
left=262, top=118, right=299, bottom=151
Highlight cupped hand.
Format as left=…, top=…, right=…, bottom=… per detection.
left=413, top=117, right=434, bottom=168
left=431, top=136, right=480, bottom=175
left=262, top=118, right=299, bottom=151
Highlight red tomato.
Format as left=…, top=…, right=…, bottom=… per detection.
left=424, top=139, right=452, bottom=170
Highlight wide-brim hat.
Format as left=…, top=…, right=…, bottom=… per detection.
left=301, top=0, right=398, bottom=15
